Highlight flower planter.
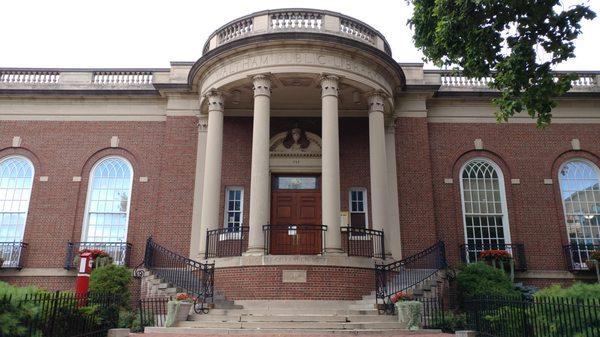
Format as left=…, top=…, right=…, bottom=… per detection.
left=166, top=301, right=193, bottom=327
left=395, top=300, right=423, bottom=330
left=175, top=302, right=193, bottom=321
left=585, top=259, right=598, bottom=271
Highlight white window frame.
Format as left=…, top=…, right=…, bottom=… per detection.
left=459, top=158, right=512, bottom=255
left=223, top=186, right=244, bottom=233
left=348, top=187, right=369, bottom=232
left=81, top=156, right=134, bottom=243
left=558, top=158, right=600, bottom=244
left=0, top=155, right=34, bottom=243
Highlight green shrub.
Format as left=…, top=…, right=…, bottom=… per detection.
left=430, top=311, right=467, bottom=333
left=89, top=264, right=132, bottom=308
left=535, top=282, right=600, bottom=300
left=456, top=262, right=520, bottom=306
left=0, top=281, right=46, bottom=337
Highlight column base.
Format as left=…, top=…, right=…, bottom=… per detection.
left=243, top=248, right=265, bottom=256
left=324, top=248, right=346, bottom=256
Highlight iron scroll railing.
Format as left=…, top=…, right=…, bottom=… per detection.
left=64, top=241, right=132, bottom=269
left=564, top=243, right=600, bottom=271
left=340, top=226, right=385, bottom=259
left=375, top=241, right=447, bottom=308
left=205, top=226, right=249, bottom=259
left=460, top=242, right=527, bottom=271
left=0, top=241, right=27, bottom=269
left=263, top=224, right=327, bottom=255
left=141, top=237, right=215, bottom=313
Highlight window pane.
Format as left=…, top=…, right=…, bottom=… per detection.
left=559, top=160, right=600, bottom=247
left=225, top=188, right=244, bottom=228
left=0, top=157, right=34, bottom=242
left=84, top=158, right=132, bottom=242
left=461, top=160, right=508, bottom=260
left=276, top=177, right=317, bottom=189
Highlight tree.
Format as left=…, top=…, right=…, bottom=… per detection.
left=408, top=0, right=596, bottom=127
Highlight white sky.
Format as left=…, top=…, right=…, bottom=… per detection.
left=0, top=0, right=598, bottom=70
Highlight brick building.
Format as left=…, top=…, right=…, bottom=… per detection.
left=0, top=8, right=599, bottom=299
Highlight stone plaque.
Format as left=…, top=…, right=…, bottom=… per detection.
left=282, top=270, right=307, bottom=283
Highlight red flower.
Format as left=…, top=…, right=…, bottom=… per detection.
left=390, top=291, right=409, bottom=303
left=479, top=249, right=512, bottom=261
left=176, top=293, right=191, bottom=301
left=78, top=248, right=109, bottom=259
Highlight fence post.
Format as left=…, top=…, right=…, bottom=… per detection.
left=47, top=291, right=61, bottom=336
left=381, top=231, right=385, bottom=260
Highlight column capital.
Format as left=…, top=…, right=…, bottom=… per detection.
left=367, top=92, right=387, bottom=114
left=204, top=90, right=225, bottom=112
left=320, top=75, right=340, bottom=98
left=197, top=115, right=208, bottom=132
left=252, top=75, right=272, bottom=98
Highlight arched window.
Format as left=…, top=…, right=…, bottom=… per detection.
left=460, top=159, right=511, bottom=261
left=0, top=156, right=34, bottom=242
left=558, top=159, right=600, bottom=268
left=82, top=157, right=133, bottom=242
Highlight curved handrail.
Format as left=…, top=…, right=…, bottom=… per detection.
left=375, top=241, right=447, bottom=305
left=141, top=237, right=214, bottom=313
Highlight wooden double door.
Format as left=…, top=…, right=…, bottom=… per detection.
left=270, top=176, right=322, bottom=255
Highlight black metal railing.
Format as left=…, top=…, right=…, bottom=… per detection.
left=138, top=297, right=170, bottom=330
left=465, top=296, right=600, bottom=337
left=460, top=242, right=527, bottom=271
left=0, top=241, right=27, bottom=269
left=340, top=226, right=385, bottom=259
left=64, top=241, right=132, bottom=269
left=263, top=224, right=327, bottom=255
left=142, top=237, right=214, bottom=313
left=564, top=243, right=600, bottom=271
left=205, top=226, right=249, bottom=259
left=375, top=241, right=447, bottom=308
left=0, top=291, right=120, bottom=337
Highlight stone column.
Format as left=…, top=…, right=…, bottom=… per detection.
left=190, top=116, right=208, bottom=259
left=321, top=75, right=343, bottom=254
left=198, top=91, right=225, bottom=257
left=385, top=118, right=402, bottom=259
left=368, top=93, right=388, bottom=235
left=246, top=75, right=271, bottom=255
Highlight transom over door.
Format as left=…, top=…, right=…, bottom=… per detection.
left=270, top=176, right=322, bottom=255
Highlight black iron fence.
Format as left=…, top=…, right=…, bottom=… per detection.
left=205, top=226, right=249, bottom=259
left=142, top=237, right=214, bottom=313
left=65, top=242, right=132, bottom=269
left=418, top=297, right=446, bottom=329
left=465, top=296, right=600, bottom=337
left=0, top=291, right=120, bottom=337
left=138, top=297, right=170, bottom=329
left=0, top=241, right=27, bottom=269
left=375, top=241, right=447, bottom=308
left=340, top=226, right=385, bottom=259
left=460, top=242, right=527, bottom=271
left=564, top=243, right=600, bottom=271
left=263, top=224, right=327, bottom=255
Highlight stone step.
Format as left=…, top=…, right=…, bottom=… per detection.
left=176, top=321, right=411, bottom=329
left=189, top=314, right=349, bottom=322
left=143, top=327, right=446, bottom=335
left=192, top=308, right=381, bottom=316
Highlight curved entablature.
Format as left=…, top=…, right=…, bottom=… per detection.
left=202, top=9, right=391, bottom=57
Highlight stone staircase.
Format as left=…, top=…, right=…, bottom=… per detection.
left=141, top=271, right=448, bottom=334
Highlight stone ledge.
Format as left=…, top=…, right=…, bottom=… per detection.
left=516, top=269, right=596, bottom=280
left=0, top=268, right=76, bottom=277
left=204, top=254, right=379, bottom=269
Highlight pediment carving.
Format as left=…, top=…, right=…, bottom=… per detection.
left=270, top=127, right=321, bottom=157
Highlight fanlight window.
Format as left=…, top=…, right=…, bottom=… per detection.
left=460, top=159, right=511, bottom=261
left=83, top=157, right=133, bottom=242
left=0, top=157, right=34, bottom=242
left=558, top=160, right=600, bottom=268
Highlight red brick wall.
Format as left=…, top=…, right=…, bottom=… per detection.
left=426, top=122, right=600, bottom=271
left=214, top=265, right=374, bottom=300
left=0, top=276, right=75, bottom=292
left=0, top=117, right=196, bottom=269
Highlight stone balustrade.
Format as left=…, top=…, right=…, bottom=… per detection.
left=430, top=70, right=600, bottom=91
left=202, top=9, right=391, bottom=55
left=0, top=70, right=60, bottom=84
left=0, top=69, right=163, bottom=90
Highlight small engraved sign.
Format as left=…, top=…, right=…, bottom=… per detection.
left=282, top=270, right=307, bottom=283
